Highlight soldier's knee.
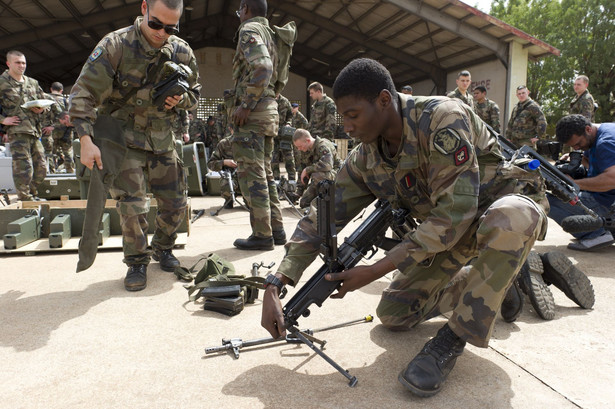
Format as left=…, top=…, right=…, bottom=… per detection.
left=479, top=195, right=546, bottom=247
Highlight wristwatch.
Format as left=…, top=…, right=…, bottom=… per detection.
left=264, top=274, right=287, bottom=298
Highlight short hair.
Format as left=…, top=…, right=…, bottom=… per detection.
left=148, top=0, right=183, bottom=10
left=6, top=50, right=24, bottom=61
left=575, top=75, right=589, bottom=85
left=401, top=85, right=412, bottom=92
left=51, top=82, right=64, bottom=92
left=555, top=114, right=591, bottom=144
left=243, top=0, right=267, bottom=17
left=58, top=111, right=70, bottom=120
left=308, top=82, right=323, bottom=93
left=516, top=85, right=528, bottom=91
left=333, top=58, right=397, bottom=102
left=293, top=128, right=311, bottom=142
left=458, top=70, right=471, bottom=78
left=474, top=86, right=487, bottom=93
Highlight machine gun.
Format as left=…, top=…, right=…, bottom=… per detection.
left=496, top=131, right=597, bottom=217
left=209, top=168, right=249, bottom=217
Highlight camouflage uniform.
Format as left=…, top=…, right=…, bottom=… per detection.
left=298, top=136, right=340, bottom=207
left=474, top=98, right=501, bottom=133
left=205, top=120, right=218, bottom=152
left=0, top=70, right=47, bottom=200
left=277, top=95, right=547, bottom=348
left=69, top=17, right=201, bottom=266
left=569, top=90, right=595, bottom=121
left=308, top=94, right=337, bottom=140
left=505, top=98, right=547, bottom=147
left=215, top=103, right=229, bottom=139
left=292, top=109, right=308, bottom=130
left=208, top=136, right=239, bottom=201
left=272, top=94, right=296, bottom=180
left=188, top=116, right=206, bottom=144
left=292, top=109, right=309, bottom=177
left=447, top=88, right=475, bottom=110
left=40, top=94, right=63, bottom=172
left=172, top=109, right=189, bottom=142
left=46, top=93, right=75, bottom=173
left=230, top=15, right=284, bottom=239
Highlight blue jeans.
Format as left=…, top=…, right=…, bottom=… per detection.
left=547, top=191, right=611, bottom=240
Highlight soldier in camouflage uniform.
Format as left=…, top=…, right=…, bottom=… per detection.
left=187, top=112, right=206, bottom=144
left=292, top=128, right=340, bottom=208
left=447, top=70, right=474, bottom=110
left=40, top=84, right=65, bottom=173
left=307, top=81, right=338, bottom=141
left=272, top=94, right=296, bottom=180
left=261, top=59, right=548, bottom=397
left=505, top=85, right=547, bottom=147
left=472, top=85, right=501, bottom=133
left=204, top=116, right=218, bottom=153
left=215, top=103, right=229, bottom=140
left=291, top=102, right=308, bottom=179
left=69, top=0, right=201, bottom=291
left=172, top=108, right=189, bottom=143
left=45, top=83, right=75, bottom=173
left=230, top=0, right=285, bottom=251
left=208, top=136, right=240, bottom=208
left=0, top=50, right=47, bottom=201
left=569, top=75, right=595, bottom=120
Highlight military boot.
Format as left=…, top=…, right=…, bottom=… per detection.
left=124, top=264, right=147, bottom=291
left=540, top=251, right=595, bottom=309
left=233, top=235, right=274, bottom=251
left=517, top=251, right=555, bottom=320
left=501, top=279, right=525, bottom=322
left=398, top=324, right=466, bottom=397
left=152, top=249, right=180, bottom=272
left=272, top=229, right=287, bottom=245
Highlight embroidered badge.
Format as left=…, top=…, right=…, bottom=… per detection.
left=89, top=47, right=104, bottom=62
left=433, top=128, right=461, bottom=155
left=454, top=145, right=469, bottom=166
left=404, top=175, right=413, bottom=188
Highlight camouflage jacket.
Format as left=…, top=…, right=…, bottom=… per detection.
left=232, top=16, right=277, bottom=111
left=208, top=136, right=234, bottom=172
left=189, top=117, right=206, bottom=143
left=172, top=109, right=189, bottom=139
left=569, top=90, right=595, bottom=121
left=302, top=136, right=341, bottom=177
left=277, top=95, right=546, bottom=284
left=292, top=110, right=308, bottom=129
left=0, top=70, right=47, bottom=138
left=69, top=17, right=201, bottom=154
left=447, top=88, right=474, bottom=110
left=42, top=92, right=67, bottom=126
left=308, top=94, right=337, bottom=140
left=505, top=98, right=547, bottom=144
left=474, top=98, right=501, bottom=133
left=277, top=94, right=293, bottom=129
left=215, top=110, right=228, bottom=139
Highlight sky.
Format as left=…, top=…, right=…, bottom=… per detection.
left=469, top=0, right=494, bottom=13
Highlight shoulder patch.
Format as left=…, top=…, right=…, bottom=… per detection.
left=89, top=47, right=104, bottom=62
left=454, top=145, right=469, bottom=166
left=433, top=128, right=461, bottom=155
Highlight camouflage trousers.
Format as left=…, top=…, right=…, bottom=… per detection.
left=231, top=111, right=284, bottom=238
left=9, top=133, right=46, bottom=200
left=220, top=174, right=240, bottom=200
left=54, top=139, right=74, bottom=173
left=376, top=194, right=546, bottom=348
left=109, top=147, right=187, bottom=266
left=41, top=135, right=55, bottom=172
left=272, top=138, right=296, bottom=180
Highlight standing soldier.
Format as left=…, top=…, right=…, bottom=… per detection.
left=230, top=0, right=285, bottom=251
left=188, top=111, right=205, bottom=144
left=447, top=70, right=474, bottom=110
left=204, top=116, right=218, bottom=152
left=307, top=81, right=337, bottom=141
left=46, top=82, right=75, bottom=173
left=291, top=102, right=307, bottom=129
left=472, top=86, right=501, bottom=133
left=272, top=93, right=296, bottom=181
left=569, top=75, right=596, bottom=120
left=41, top=82, right=67, bottom=172
left=69, top=0, right=201, bottom=291
left=292, top=128, right=340, bottom=208
left=215, top=102, right=229, bottom=140
left=0, top=50, right=47, bottom=201
left=505, top=85, right=547, bottom=147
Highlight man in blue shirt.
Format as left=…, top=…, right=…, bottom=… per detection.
left=548, top=114, right=615, bottom=251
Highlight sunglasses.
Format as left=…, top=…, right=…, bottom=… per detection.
left=146, top=5, right=180, bottom=35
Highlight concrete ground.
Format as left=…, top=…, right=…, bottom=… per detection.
left=0, top=194, right=613, bottom=409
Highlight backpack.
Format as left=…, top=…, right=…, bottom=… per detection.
left=272, top=21, right=297, bottom=95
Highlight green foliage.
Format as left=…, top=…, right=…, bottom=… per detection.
left=490, top=0, right=615, bottom=125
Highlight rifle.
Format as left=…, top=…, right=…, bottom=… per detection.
left=495, top=129, right=597, bottom=217
left=279, top=180, right=408, bottom=386
left=210, top=168, right=249, bottom=216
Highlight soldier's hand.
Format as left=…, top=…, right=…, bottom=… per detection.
left=80, top=135, right=103, bottom=170
left=232, top=106, right=251, bottom=127
left=261, top=286, right=286, bottom=339
left=42, top=126, right=54, bottom=135
left=164, top=95, right=183, bottom=110
left=223, top=159, right=238, bottom=168
left=1, top=116, right=20, bottom=126
left=301, top=169, right=309, bottom=185
left=327, top=258, right=395, bottom=299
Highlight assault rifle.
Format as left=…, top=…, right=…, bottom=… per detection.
left=495, top=130, right=597, bottom=217
left=279, top=180, right=408, bottom=386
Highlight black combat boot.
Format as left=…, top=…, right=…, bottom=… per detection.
left=152, top=249, right=180, bottom=272
left=540, top=251, right=595, bottom=309
left=233, top=235, right=274, bottom=251
left=398, top=324, right=466, bottom=397
left=124, top=264, right=147, bottom=291
left=501, top=279, right=524, bottom=322
left=517, top=251, right=555, bottom=320
left=272, top=229, right=287, bottom=245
